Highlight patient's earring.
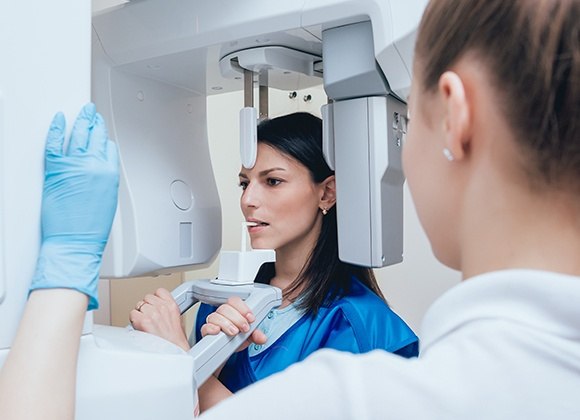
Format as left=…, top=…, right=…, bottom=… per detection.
left=442, top=148, right=455, bottom=162
left=321, top=208, right=328, bottom=216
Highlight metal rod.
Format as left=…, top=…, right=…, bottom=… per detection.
left=244, top=69, right=254, bottom=108
left=259, top=85, right=269, bottom=119
left=258, top=71, right=269, bottom=119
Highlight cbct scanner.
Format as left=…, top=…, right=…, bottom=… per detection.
left=0, top=1, right=426, bottom=418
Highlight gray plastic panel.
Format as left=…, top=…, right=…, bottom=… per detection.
left=322, top=21, right=390, bottom=101
left=332, top=95, right=406, bottom=267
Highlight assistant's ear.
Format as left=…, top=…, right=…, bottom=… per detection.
left=438, top=71, right=471, bottom=161
left=319, top=175, right=336, bottom=212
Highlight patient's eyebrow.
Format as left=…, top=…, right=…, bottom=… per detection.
left=238, top=167, right=287, bottom=178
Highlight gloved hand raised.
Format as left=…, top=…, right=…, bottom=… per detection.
left=30, top=103, right=119, bottom=310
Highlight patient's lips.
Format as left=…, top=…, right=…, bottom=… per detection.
left=246, top=219, right=269, bottom=233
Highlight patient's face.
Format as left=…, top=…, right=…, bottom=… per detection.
left=239, top=143, right=323, bottom=256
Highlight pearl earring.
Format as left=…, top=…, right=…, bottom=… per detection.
left=322, top=208, right=328, bottom=216
left=443, top=148, right=455, bottom=162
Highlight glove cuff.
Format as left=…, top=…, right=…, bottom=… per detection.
left=29, top=242, right=104, bottom=310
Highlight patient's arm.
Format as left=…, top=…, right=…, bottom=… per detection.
left=130, top=287, right=191, bottom=351
left=198, top=375, right=235, bottom=413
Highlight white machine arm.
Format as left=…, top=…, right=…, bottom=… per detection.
left=91, top=0, right=427, bottom=276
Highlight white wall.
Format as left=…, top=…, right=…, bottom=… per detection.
left=186, top=86, right=460, bottom=334
left=376, top=188, right=460, bottom=330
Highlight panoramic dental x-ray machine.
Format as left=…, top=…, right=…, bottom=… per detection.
left=0, top=0, right=426, bottom=417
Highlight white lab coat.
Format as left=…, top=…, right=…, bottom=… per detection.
left=200, top=270, right=580, bottom=419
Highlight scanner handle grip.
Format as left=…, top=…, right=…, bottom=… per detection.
left=170, top=279, right=282, bottom=387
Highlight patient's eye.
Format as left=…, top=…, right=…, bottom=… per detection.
left=266, top=178, right=282, bottom=187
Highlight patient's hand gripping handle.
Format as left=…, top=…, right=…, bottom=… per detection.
left=171, top=279, right=282, bottom=387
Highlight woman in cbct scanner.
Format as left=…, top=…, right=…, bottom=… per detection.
left=198, top=0, right=580, bottom=418
left=130, top=112, right=419, bottom=413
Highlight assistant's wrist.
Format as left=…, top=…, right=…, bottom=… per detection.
left=34, top=241, right=104, bottom=277
left=30, top=241, right=104, bottom=310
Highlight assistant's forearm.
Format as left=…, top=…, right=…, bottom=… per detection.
left=0, top=289, right=88, bottom=420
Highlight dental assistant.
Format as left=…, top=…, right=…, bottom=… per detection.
left=0, top=103, right=120, bottom=420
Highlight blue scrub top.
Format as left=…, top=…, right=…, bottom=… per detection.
left=195, top=276, right=418, bottom=393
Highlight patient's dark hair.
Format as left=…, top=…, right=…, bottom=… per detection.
left=254, top=112, right=385, bottom=316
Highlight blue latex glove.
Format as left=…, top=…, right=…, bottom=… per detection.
left=30, top=103, right=119, bottom=310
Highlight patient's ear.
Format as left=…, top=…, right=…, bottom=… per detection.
left=319, top=175, right=336, bottom=210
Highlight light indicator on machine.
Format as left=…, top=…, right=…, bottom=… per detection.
left=179, top=222, right=193, bottom=258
